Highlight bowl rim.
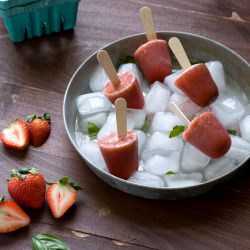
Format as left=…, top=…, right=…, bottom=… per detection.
left=63, top=31, right=250, bottom=191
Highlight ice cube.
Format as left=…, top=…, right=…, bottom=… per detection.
left=118, top=63, right=148, bottom=93
left=79, top=141, right=107, bottom=170
left=240, top=115, right=250, bottom=142
left=75, top=131, right=88, bottom=148
left=97, top=112, right=135, bottom=139
left=181, top=143, right=210, bottom=173
left=142, top=132, right=184, bottom=161
left=169, top=93, right=201, bottom=120
left=144, top=152, right=181, bottom=176
left=150, top=112, right=185, bottom=134
left=138, top=161, right=145, bottom=171
left=128, top=171, right=164, bottom=187
left=135, top=130, right=148, bottom=156
left=89, top=66, right=108, bottom=92
left=163, top=70, right=184, bottom=94
left=76, top=92, right=112, bottom=117
left=78, top=112, right=108, bottom=134
left=144, top=81, right=171, bottom=114
left=127, top=109, right=146, bottom=129
left=203, top=157, right=236, bottom=181
left=211, top=94, right=245, bottom=128
left=164, top=172, right=203, bottom=188
left=225, top=135, right=250, bottom=163
left=206, top=61, right=226, bottom=94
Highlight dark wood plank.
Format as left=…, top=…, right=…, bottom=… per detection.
left=0, top=222, right=150, bottom=250
left=0, top=78, right=250, bottom=250
left=0, top=0, right=249, bottom=95
left=130, top=0, right=250, bottom=22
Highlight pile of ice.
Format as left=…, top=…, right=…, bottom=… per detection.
left=76, top=61, right=250, bottom=188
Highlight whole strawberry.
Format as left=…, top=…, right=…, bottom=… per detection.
left=0, top=120, right=29, bottom=150
left=26, top=113, right=51, bottom=147
left=8, top=167, right=46, bottom=209
left=0, top=196, right=30, bottom=233
left=46, top=177, right=82, bottom=218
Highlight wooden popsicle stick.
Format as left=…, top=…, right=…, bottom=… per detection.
left=115, top=98, right=127, bottom=138
left=168, top=37, right=191, bottom=70
left=140, top=6, right=157, bottom=41
left=97, top=50, right=120, bottom=88
left=168, top=102, right=190, bottom=126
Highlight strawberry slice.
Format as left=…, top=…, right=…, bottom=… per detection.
left=0, top=120, right=29, bottom=150
left=0, top=196, right=30, bottom=233
left=46, top=177, right=82, bottom=219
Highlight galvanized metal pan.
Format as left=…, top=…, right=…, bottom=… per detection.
left=63, top=32, right=250, bottom=200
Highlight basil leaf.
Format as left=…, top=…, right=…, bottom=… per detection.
left=227, top=129, right=237, bottom=136
left=32, top=233, right=70, bottom=250
left=169, top=125, right=185, bottom=138
left=166, top=171, right=176, bottom=175
left=88, top=122, right=100, bottom=140
left=117, top=55, right=136, bottom=67
left=140, top=117, right=152, bottom=133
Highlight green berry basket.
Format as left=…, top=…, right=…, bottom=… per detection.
left=0, top=0, right=80, bottom=42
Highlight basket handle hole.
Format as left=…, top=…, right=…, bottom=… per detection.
left=60, top=18, right=65, bottom=31
left=42, top=22, right=46, bottom=35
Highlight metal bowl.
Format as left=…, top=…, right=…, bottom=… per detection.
left=63, top=32, right=250, bottom=200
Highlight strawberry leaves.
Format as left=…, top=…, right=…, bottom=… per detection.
left=27, top=113, right=51, bottom=124
left=58, top=177, right=82, bottom=191
left=8, top=167, right=39, bottom=180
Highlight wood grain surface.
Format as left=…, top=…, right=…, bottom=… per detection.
left=0, top=0, right=249, bottom=249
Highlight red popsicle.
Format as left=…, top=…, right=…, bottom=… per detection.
left=134, top=39, right=172, bottom=83
left=168, top=37, right=218, bottom=107
left=175, top=64, right=218, bottom=107
left=98, top=98, right=139, bottom=179
left=169, top=102, right=231, bottom=159
left=103, top=71, right=144, bottom=109
left=183, top=112, right=231, bottom=159
left=97, top=50, right=144, bottom=109
left=134, top=7, right=172, bottom=83
left=98, top=131, right=138, bottom=179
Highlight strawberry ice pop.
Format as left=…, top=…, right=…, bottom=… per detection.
left=103, top=71, right=144, bottom=109
left=97, top=50, right=144, bottom=109
left=169, top=102, right=231, bottom=159
left=134, top=39, right=172, bottom=83
left=98, top=98, right=139, bottom=179
left=175, top=63, right=219, bottom=107
left=134, top=7, right=172, bottom=83
left=168, top=37, right=218, bottom=107
left=183, top=112, right=231, bottom=159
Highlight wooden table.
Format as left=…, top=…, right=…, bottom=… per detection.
left=0, top=0, right=250, bottom=249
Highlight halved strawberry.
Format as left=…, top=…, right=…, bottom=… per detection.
left=0, top=196, right=30, bottom=233
left=46, top=177, right=82, bottom=218
left=8, top=167, right=46, bottom=209
left=0, top=120, right=29, bottom=150
left=26, top=113, right=51, bottom=147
